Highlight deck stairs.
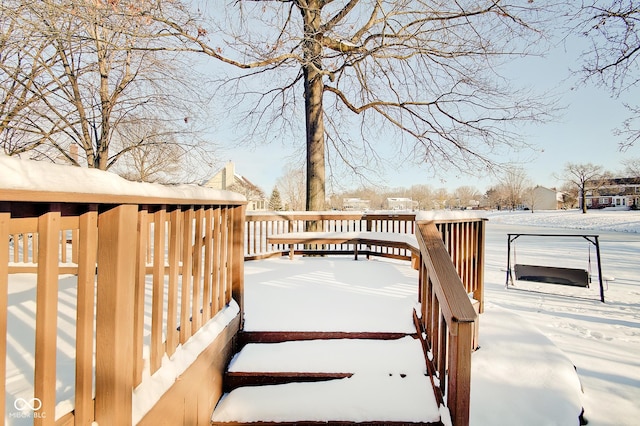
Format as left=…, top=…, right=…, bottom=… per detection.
left=211, top=327, right=444, bottom=426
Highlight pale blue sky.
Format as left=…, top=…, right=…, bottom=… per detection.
left=210, top=33, right=639, bottom=195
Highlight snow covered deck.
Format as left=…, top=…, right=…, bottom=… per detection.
left=212, top=257, right=441, bottom=425
left=211, top=257, right=585, bottom=426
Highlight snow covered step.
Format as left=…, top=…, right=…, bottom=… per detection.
left=224, top=335, right=423, bottom=390
left=228, top=336, right=427, bottom=375
left=211, top=374, right=442, bottom=425
left=212, top=337, right=442, bottom=425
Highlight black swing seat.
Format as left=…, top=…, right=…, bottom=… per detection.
left=514, top=264, right=590, bottom=288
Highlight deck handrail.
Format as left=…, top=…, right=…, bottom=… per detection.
left=415, top=220, right=477, bottom=426
left=1, top=187, right=246, bottom=425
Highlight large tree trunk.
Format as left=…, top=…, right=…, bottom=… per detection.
left=301, top=1, right=325, bottom=216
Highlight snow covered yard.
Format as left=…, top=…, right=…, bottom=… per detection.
left=483, top=210, right=640, bottom=426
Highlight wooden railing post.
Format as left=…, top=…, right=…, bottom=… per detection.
left=447, top=321, right=474, bottom=426
left=180, top=207, right=194, bottom=343
left=232, top=205, right=246, bottom=327
left=95, top=204, right=137, bottom=425
left=0, top=207, right=9, bottom=422
left=34, top=207, right=61, bottom=426
left=416, top=220, right=478, bottom=426
left=75, top=207, right=98, bottom=424
left=474, top=220, right=486, bottom=313
left=151, top=208, right=167, bottom=375
left=133, top=207, right=148, bottom=386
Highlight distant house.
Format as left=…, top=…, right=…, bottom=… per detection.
left=585, top=177, right=640, bottom=209
left=342, top=198, right=371, bottom=211
left=524, top=186, right=566, bottom=210
left=202, top=161, right=267, bottom=211
left=386, top=197, right=418, bottom=211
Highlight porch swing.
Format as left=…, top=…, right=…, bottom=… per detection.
left=505, top=233, right=606, bottom=303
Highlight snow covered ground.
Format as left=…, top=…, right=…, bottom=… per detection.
left=482, top=209, right=640, bottom=426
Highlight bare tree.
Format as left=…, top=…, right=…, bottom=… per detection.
left=559, top=181, right=578, bottom=209
left=0, top=0, right=214, bottom=176
left=151, top=1, right=558, bottom=211
left=453, top=186, right=481, bottom=209
left=0, top=1, right=63, bottom=158
left=498, top=167, right=532, bottom=210
left=409, top=184, right=434, bottom=211
left=485, top=185, right=508, bottom=210
left=276, top=164, right=306, bottom=211
left=622, top=157, right=640, bottom=177
left=562, top=162, right=604, bottom=213
left=433, top=188, right=451, bottom=210
left=573, top=1, right=640, bottom=149
left=110, top=122, right=184, bottom=183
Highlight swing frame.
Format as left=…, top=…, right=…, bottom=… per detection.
left=506, top=233, right=605, bottom=303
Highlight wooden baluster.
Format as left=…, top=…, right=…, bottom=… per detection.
left=75, top=207, right=98, bottom=425
left=166, top=207, right=181, bottom=357
left=226, top=207, right=234, bottom=305
left=232, top=206, right=245, bottom=322
left=151, top=208, right=166, bottom=375
left=180, top=207, right=194, bottom=343
left=192, top=207, right=204, bottom=332
left=0, top=208, right=9, bottom=421
left=133, top=208, right=148, bottom=386
left=34, top=207, right=60, bottom=426
left=212, top=208, right=222, bottom=313
left=203, top=207, right=214, bottom=322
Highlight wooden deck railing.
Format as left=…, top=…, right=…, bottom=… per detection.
left=415, top=220, right=479, bottom=426
left=2, top=194, right=483, bottom=426
left=245, top=211, right=485, bottom=426
left=1, top=188, right=245, bottom=425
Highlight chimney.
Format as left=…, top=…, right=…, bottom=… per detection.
left=223, top=161, right=235, bottom=189
left=70, top=144, right=79, bottom=164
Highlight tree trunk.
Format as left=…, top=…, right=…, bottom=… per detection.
left=301, top=1, right=325, bottom=216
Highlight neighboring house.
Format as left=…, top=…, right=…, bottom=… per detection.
left=524, top=186, right=566, bottom=210
left=386, top=197, right=418, bottom=211
left=202, top=161, right=267, bottom=211
left=342, top=198, right=371, bottom=211
left=585, top=177, right=640, bottom=209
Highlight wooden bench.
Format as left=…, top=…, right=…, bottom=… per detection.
left=266, top=231, right=420, bottom=267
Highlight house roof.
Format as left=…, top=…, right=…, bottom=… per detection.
left=588, top=177, right=640, bottom=187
